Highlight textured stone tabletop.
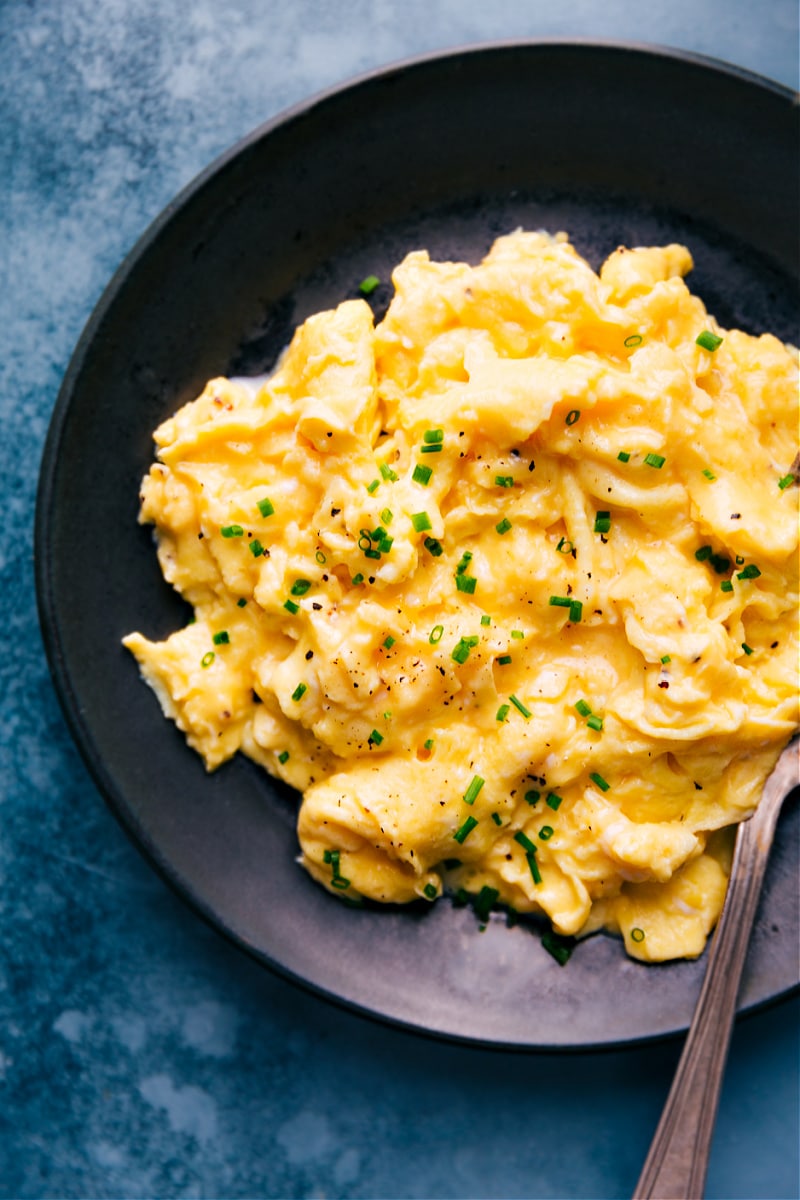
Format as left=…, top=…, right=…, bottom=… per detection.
left=2, top=2, right=798, bottom=1197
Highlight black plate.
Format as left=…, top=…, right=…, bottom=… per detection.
left=36, top=42, right=799, bottom=1049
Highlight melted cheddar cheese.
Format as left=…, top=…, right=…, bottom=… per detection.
left=124, top=232, right=799, bottom=962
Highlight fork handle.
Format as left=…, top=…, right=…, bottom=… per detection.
left=633, top=745, right=799, bottom=1200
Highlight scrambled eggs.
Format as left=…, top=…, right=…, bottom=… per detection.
left=124, top=231, right=799, bottom=962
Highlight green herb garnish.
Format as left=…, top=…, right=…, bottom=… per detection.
left=359, top=274, right=380, bottom=295
left=696, top=330, right=723, bottom=352
left=463, top=775, right=485, bottom=805
left=453, top=815, right=478, bottom=844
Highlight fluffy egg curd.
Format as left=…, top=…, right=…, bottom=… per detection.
left=124, top=231, right=799, bottom=963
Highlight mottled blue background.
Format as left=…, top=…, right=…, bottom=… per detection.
left=2, top=2, right=798, bottom=1197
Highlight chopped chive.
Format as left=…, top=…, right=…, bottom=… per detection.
left=630, top=927, right=646, bottom=943
left=451, top=639, right=472, bottom=664
left=546, top=792, right=562, bottom=811
left=565, top=409, right=581, bottom=426
left=524, top=790, right=540, bottom=805
left=496, top=704, right=510, bottom=722
left=586, top=714, right=604, bottom=732
left=249, top=538, right=264, bottom=557
left=720, top=579, right=734, bottom=593
left=696, top=330, right=723, bottom=352
left=453, top=815, right=478, bottom=844
left=383, top=636, right=395, bottom=649
left=463, top=636, right=479, bottom=646
left=661, top=654, right=671, bottom=664
left=420, top=443, right=443, bottom=454
left=283, top=598, right=299, bottom=614
left=735, top=555, right=745, bottom=565
left=212, top=630, right=229, bottom=645
left=541, top=930, right=574, bottom=964
left=497, top=654, right=512, bottom=665
left=290, top=579, right=311, bottom=596
left=379, top=462, right=399, bottom=481
left=742, top=643, right=754, bottom=655
left=291, top=683, right=307, bottom=701
left=624, top=334, right=643, bottom=348
left=424, top=738, right=435, bottom=751
left=569, top=600, right=583, bottom=623
left=510, top=630, right=524, bottom=639
left=257, top=497, right=275, bottom=518
left=221, top=523, right=244, bottom=538
left=710, top=553, right=730, bottom=574
left=380, top=508, right=393, bottom=525
left=593, top=511, right=611, bottom=534
left=491, top=812, right=503, bottom=826
left=575, top=699, right=592, bottom=717
left=423, top=882, right=438, bottom=899
left=495, top=475, right=514, bottom=488
left=514, top=830, right=537, bottom=855
left=411, top=512, right=432, bottom=532
left=643, top=452, right=666, bottom=469
left=369, top=729, right=384, bottom=745
left=412, top=464, right=433, bottom=486
left=455, top=551, right=473, bottom=575
left=359, top=274, right=380, bottom=295
left=695, top=545, right=712, bottom=561
left=237, top=598, right=247, bottom=607
left=200, top=651, right=215, bottom=668
left=589, top=772, right=610, bottom=792
left=527, top=853, right=542, bottom=884
left=617, top=451, right=630, bottom=463
left=509, top=694, right=532, bottom=719
left=474, top=885, right=499, bottom=921
left=702, top=468, right=717, bottom=481
left=778, top=473, right=795, bottom=490
left=423, top=428, right=444, bottom=444
left=456, top=574, right=477, bottom=594
left=351, top=573, right=364, bottom=585
left=331, top=876, right=351, bottom=891
left=423, top=536, right=444, bottom=556
left=377, top=534, right=394, bottom=553
left=315, top=549, right=327, bottom=564
left=496, top=517, right=513, bottom=535
left=480, top=615, right=492, bottom=626
left=463, top=775, right=485, bottom=805
left=539, top=825, right=554, bottom=841
left=556, top=536, right=574, bottom=554
left=277, top=750, right=290, bottom=764
left=549, top=595, right=572, bottom=608
left=736, top=564, right=761, bottom=580
left=366, top=479, right=380, bottom=494
left=429, top=624, right=444, bottom=644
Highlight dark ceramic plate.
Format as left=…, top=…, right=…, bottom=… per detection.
left=36, top=42, right=799, bottom=1049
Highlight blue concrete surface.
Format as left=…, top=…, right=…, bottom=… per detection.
left=2, top=2, right=797, bottom=1197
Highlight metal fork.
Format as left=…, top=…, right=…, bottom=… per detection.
left=634, top=737, right=800, bottom=1200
